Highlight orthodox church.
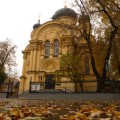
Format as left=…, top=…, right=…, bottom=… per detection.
left=19, top=5, right=96, bottom=93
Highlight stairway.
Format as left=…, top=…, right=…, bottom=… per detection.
left=18, top=89, right=65, bottom=99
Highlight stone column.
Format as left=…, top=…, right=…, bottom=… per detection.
left=40, top=45, right=44, bottom=59
left=24, top=77, right=30, bottom=92
left=19, top=77, right=24, bottom=93
left=32, top=49, right=37, bottom=71
left=36, top=49, right=40, bottom=71
left=50, top=42, right=53, bottom=58
left=22, top=53, right=27, bottom=76
left=29, top=49, right=34, bottom=71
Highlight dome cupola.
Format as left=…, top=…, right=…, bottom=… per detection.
left=33, top=19, right=41, bottom=29
left=52, top=7, right=77, bottom=20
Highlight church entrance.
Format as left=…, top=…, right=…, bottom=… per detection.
left=45, top=74, right=55, bottom=89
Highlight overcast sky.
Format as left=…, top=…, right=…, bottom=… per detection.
left=0, top=0, right=73, bottom=76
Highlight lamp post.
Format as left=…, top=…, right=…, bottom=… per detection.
left=29, top=77, right=32, bottom=93
left=6, top=78, right=10, bottom=98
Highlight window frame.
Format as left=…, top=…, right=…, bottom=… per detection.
left=44, top=40, right=50, bottom=58
left=53, top=39, right=59, bottom=57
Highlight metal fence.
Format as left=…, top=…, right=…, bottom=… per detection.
left=29, top=81, right=97, bottom=93
left=29, top=80, right=120, bottom=93
left=0, top=81, right=19, bottom=98
left=0, top=83, right=8, bottom=93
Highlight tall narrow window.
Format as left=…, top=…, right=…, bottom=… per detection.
left=84, top=56, right=90, bottom=75
left=54, top=39, right=59, bottom=57
left=45, top=40, right=50, bottom=58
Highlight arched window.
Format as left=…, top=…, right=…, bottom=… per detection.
left=84, top=56, right=90, bottom=75
left=54, top=39, right=59, bottom=57
left=45, top=40, right=50, bottom=58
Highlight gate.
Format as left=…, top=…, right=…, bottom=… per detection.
left=6, top=79, right=19, bottom=98
left=45, top=74, right=55, bottom=89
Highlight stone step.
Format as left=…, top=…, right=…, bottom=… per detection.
left=19, top=89, right=65, bottom=99
left=29, top=89, right=65, bottom=93
left=18, top=93, right=120, bottom=101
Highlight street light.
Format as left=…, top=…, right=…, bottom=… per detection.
left=6, top=78, right=10, bottom=98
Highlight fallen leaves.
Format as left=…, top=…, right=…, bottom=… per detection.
left=0, top=100, right=120, bottom=120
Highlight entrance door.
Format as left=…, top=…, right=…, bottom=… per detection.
left=45, top=74, right=55, bottom=89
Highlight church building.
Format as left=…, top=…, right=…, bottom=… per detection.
left=19, top=6, right=96, bottom=93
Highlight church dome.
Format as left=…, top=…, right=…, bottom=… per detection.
left=52, top=7, right=77, bottom=20
left=33, top=20, right=41, bottom=29
left=33, top=23, right=40, bottom=29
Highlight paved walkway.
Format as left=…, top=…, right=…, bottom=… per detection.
left=18, top=93, right=120, bottom=101
left=0, top=93, right=120, bottom=101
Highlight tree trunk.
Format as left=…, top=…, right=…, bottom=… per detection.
left=79, top=82, right=84, bottom=93
left=118, top=65, right=120, bottom=74
left=96, top=80, right=105, bottom=92
left=90, top=54, right=104, bottom=92
left=74, top=82, right=78, bottom=93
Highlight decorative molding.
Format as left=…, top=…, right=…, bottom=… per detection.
left=20, top=76, right=26, bottom=79
left=27, top=71, right=37, bottom=74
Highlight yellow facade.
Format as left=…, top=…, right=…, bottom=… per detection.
left=19, top=7, right=96, bottom=93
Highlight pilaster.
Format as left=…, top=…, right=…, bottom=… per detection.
left=50, top=42, right=53, bottom=58
left=32, top=48, right=37, bottom=71
left=22, top=53, right=27, bottom=76
left=29, top=49, right=34, bottom=71
left=36, top=50, right=40, bottom=71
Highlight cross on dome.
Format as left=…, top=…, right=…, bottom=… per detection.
left=38, top=15, right=41, bottom=23
left=64, top=0, right=67, bottom=8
